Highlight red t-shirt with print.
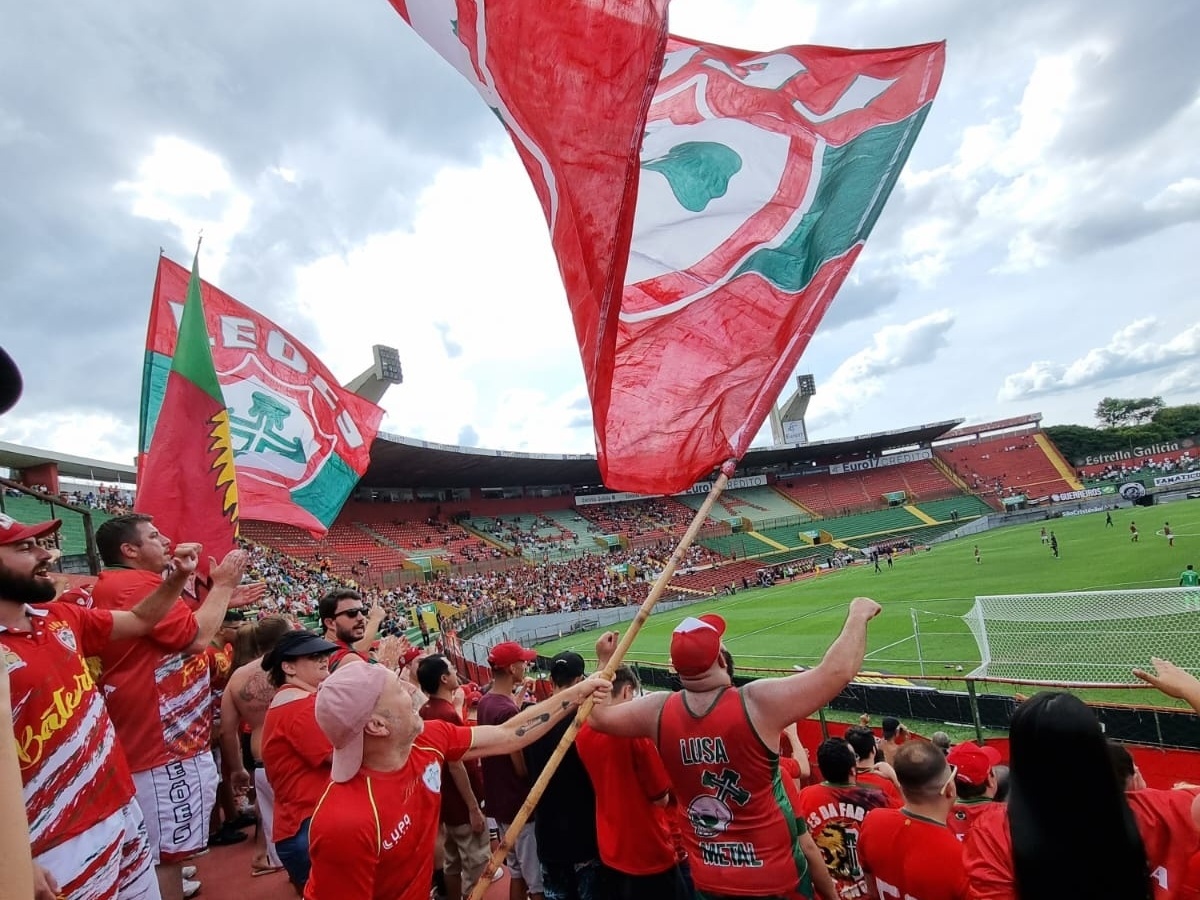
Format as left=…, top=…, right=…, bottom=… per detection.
left=91, top=567, right=207, bottom=771
left=858, top=807, right=969, bottom=900
left=2, top=603, right=133, bottom=856
left=304, top=720, right=474, bottom=900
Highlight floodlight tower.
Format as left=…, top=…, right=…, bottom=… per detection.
left=769, top=373, right=816, bottom=444
left=344, top=345, right=403, bottom=405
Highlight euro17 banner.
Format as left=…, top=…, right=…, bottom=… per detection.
left=384, top=0, right=943, bottom=494
left=140, top=257, right=384, bottom=534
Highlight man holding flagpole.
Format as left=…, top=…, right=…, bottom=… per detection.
left=589, top=599, right=881, bottom=900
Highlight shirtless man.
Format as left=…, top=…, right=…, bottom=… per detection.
left=220, top=616, right=293, bottom=875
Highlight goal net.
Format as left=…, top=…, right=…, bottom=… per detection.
left=964, top=587, right=1200, bottom=684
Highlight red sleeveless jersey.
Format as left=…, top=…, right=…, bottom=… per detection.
left=658, top=687, right=810, bottom=897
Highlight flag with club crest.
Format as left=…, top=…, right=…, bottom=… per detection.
left=140, top=256, right=384, bottom=534
left=384, top=1, right=944, bottom=494
left=135, top=251, right=239, bottom=562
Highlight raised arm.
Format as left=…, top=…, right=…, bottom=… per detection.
left=588, top=690, right=669, bottom=739
left=107, top=543, right=200, bottom=640
left=186, top=550, right=249, bottom=653
left=744, top=597, right=881, bottom=741
left=1133, top=657, right=1200, bottom=714
left=464, top=676, right=612, bottom=759
left=353, top=602, right=385, bottom=654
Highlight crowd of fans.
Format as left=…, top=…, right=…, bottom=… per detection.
left=241, top=533, right=721, bottom=638
left=1084, top=449, right=1198, bottom=483
left=7, top=503, right=1200, bottom=900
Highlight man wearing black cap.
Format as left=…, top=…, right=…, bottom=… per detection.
left=590, top=599, right=881, bottom=900
left=523, top=651, right=605, bottom=900
left=260, top=629, right=340, bottom=890
left=0, top=513, right=211, bottom=900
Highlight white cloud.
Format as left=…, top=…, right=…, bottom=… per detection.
left=0, top=410, right=137, bottom=466
left=114, top=135, right=253, bottom=279
left=288, top=147, right=587, bottom=451
left=805, top=310, right=955, bottom=429
left=999, top=317, right=1200, bottom=400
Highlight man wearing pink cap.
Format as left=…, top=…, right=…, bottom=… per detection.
left=302, top=660, right=610, bottom=899
left=590, top=599, right=881, bottom=900
left=945, top=742, right=1002, bottom=841
left=0, top=513, right=218, bottom=900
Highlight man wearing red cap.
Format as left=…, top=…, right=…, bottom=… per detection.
left=858, top=741, right=968, bottom=900
left=0, top=513, right=218, bottom=900
left=945, top=742, right=1001, bottom=841
left=303, top=659, right=611, bottom=899
left=417, top=653, right=490, bottom=900
left=590, top=599, right=882, bottom=900
left=477, top=640, right=543, bottom=900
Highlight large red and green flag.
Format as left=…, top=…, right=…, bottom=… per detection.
left=384, top=1, right=943, bottom=494
left=139, top=256, right=384, bottom=534
left=135, top=251, right=239, bottom=561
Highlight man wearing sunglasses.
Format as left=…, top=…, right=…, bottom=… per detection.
left=857, top=741, right=968, bottom=900
left=317, top=589, right=383, bottom=672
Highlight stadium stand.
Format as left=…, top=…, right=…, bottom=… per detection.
left=935, top=432, right=1080, bottom=502
left=677, top=486, right=811, bottom=525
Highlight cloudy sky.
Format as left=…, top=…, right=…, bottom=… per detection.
left=2, top=0, right=1198, bottom=470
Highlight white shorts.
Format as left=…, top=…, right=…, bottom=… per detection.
left=132, top=753, right=219, bottom=864
left=34, top=799, right=160, bottom=900
left=498, top=820, right=542, bottom=894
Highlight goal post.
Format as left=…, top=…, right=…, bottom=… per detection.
left=964, top=587, right=1200, bottom=685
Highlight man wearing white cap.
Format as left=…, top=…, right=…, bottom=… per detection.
left=589, top=599, right=881, bottom=900
left=303, top=659, right=611, bottom=899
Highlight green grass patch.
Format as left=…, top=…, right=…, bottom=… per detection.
left=535, top=501, right=1200, bottom=687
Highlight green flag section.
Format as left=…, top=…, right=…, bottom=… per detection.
left=136, top=251, right=239, bottom=565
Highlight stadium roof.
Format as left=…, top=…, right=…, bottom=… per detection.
left=0, top=418, right=964, bottom=492
left=0, top=440, right=136, bottom=483
left=360, top=418, right=963, bottom=490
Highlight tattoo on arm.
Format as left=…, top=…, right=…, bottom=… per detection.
left=514, top=713, right=551, bottom=737
left=561, top=699, right=573, bottom=710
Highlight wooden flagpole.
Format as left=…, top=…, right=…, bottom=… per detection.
left=467, top=463, right=736, bottom=900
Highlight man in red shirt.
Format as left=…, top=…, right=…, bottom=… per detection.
left=842, top=726, right=902, bottom=807
left=417, top=653, right=490, bottom=900
left=576, top=664, right=691, bottom=900
left=945, top=742, right=1001, bottom=841
left=589, top=599, right=881, bottom=900
left=317, top=588, right=383, bottom=672
left=0, top=514, right=209, bottom=900
left=90, top=513, right=254, bottom=900
left=260, top=629, right=340, bottom=891
left=858, top=741, right=968, bottom=900
left=795, top=739, right=891, bottom=899
left=303, top=657, right=611, bottom=900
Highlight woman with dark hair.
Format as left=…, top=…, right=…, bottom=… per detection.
left=964, top=691, right=1198, bottom=899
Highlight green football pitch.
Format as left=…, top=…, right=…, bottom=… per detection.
left=532, top=499, right=1200, bottom=680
